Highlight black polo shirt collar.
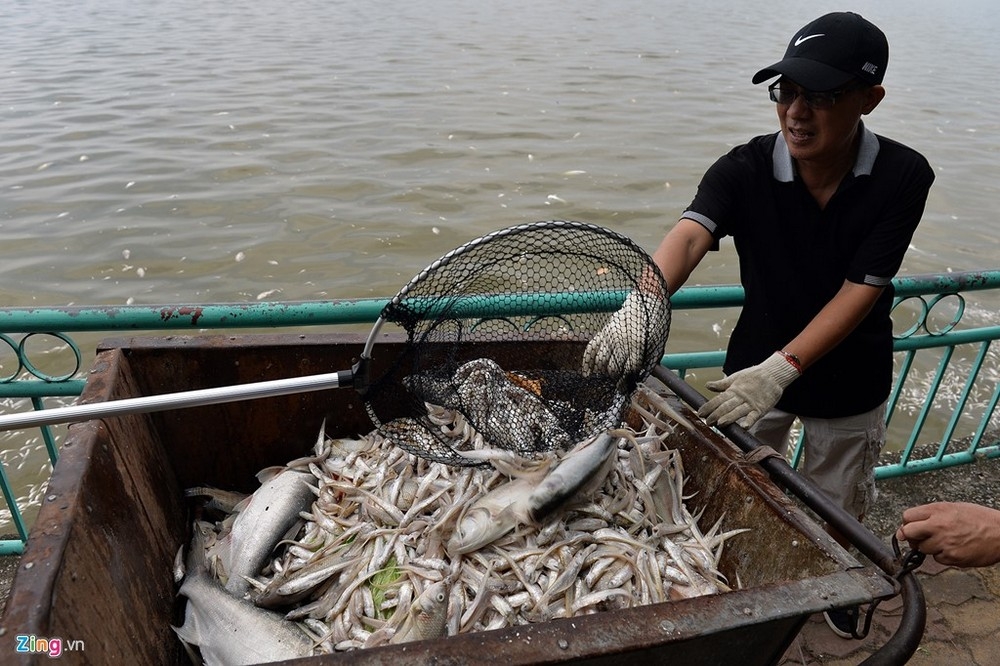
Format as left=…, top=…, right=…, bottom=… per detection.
left=771, top=121, right=881, bottom=182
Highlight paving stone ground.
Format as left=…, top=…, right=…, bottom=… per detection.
left=781, top=451, right=1000, bottom=665
left=780, top=558, right=1000, bottom=665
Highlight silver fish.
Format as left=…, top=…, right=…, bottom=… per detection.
left=184, top=486, right=249, bottom=515
left=220, top=467, right=316, bottom=597
left=448, top=432, right=617, bottom=554
left=389, top=580, right=450, bottom=644
left=446, top=463, right=550, bottom=556
left=634, top=385, right=699, bottom=435
left=527, top=432, right=618, bottom=522
left=446, top=488, right=529, bottom=556
left=253, top=546, right=363, bottom=609
left=453, top=358, right=572, bottom=454
left=174, top=522, right=314, bottom=665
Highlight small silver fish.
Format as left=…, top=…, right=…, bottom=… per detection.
left=184, top=486, right=249, bottom=515
left=253, top=547, right=363, bottom=609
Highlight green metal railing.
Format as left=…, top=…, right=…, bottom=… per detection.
left=662, top=272, right=1000, bottom=479
left=1, top=270, right=999, bottom=555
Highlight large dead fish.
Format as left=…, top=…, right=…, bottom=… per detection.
left=447, top=432, right=618, bottom=555
left=216, top=467, right=316, bottom=597
left=446, top=471, right=543, bottom=556
left=526, top=431, right=619, bottom=522
left=174, top=521, right=314, bottom=664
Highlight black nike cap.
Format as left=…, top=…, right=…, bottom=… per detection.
left=752, top=12, right=888, bottom=91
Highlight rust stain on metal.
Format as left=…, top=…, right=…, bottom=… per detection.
left=158, top=306, right=206, bottom=326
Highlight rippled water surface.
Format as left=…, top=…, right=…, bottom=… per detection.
left=5, top=0, right=1000, bottom=306
left=3, top=0, right=1000, bottom=528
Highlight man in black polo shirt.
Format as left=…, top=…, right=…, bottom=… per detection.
left=584, top=12, right=934, bottom=638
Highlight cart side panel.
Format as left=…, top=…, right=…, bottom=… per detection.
left=121, top=334, right=379, bottom=492
left=1, top=349, right=187, bottom=663
left=632, top=386, right=849, bottom=587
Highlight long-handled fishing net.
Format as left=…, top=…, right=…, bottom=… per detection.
left=361, top=220, right=670, bottom=466
left=0, top=220, right=669, bottom=463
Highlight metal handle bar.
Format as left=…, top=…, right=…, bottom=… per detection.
left=651, top=366, right=925, bottom=666
left=0, top=366, right=364, bottom=431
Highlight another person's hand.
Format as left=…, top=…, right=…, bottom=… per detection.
left=697, top=352, right=801, bottom=427
left=897, top=501, right=1000, bottom=568
left=582, top=291, right=659, bottom=379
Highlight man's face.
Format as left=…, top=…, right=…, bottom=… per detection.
left=774, top=78, right=884, bottom=165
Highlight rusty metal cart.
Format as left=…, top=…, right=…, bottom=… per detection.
left=0, top=334, right=922, bottom=664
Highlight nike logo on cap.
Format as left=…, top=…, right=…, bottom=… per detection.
left=793, top=33, right=824, bottom=46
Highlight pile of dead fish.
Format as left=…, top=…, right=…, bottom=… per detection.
left=173, top=385, right=749, bottom=663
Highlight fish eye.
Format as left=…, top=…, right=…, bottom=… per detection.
left=436, top=591, right=447, bottom=602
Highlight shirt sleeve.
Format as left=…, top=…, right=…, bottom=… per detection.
left=682, top=140, right=764, bottom=245
left=846, top=146, right=935, bottom=287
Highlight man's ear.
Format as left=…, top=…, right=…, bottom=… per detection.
left=862, top=85, right=886, bottom=115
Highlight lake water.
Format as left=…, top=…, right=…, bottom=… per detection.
left=3, top=0, right=1000, bottom=530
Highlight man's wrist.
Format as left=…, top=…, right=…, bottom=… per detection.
left=764, top=351, right=802, bottom=387
left=777, top=350, right=803, bottom=373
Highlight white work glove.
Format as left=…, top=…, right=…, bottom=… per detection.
left=697, top=352, right=801, bottom=428
left=582, top=290, right=658, bottom=379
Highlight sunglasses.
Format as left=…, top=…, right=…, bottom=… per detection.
left=767, top=82, right=861, bottom=110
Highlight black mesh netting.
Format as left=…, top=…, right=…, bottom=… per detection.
left=363, top=220, right=671, bottom=466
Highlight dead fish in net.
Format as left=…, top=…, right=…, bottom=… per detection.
left=454, top=358, right=572, bottom=453
left=174, top=521, right=314, bottom=664
left=403, top=358, right=572, bottom=458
